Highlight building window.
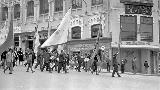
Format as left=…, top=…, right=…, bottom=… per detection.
left=14, top=4, right=20, bottom=19
left=27, top=1, right=34, bottom=17
left=91, top=24, right=102, bottom=38
left=2, top=7, right=8, bottom=21
left=72, top=0, right=82, bottom=9
left=14, top=36, right=19, bottom=47
left=71, top=26, right=81, bottom=39
left=55, top=0, right=63, bottom=12
left=120, top=15, right=137, bottom=41
left=92, top=0, right=103, bottom=6
left=140, top=16, right=153, bottom=42
left=39, top=0, right=49, bottom=14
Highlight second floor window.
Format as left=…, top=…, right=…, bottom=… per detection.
left=140, top=16, right=153, bottom=42
left=120, top=15, right=137, bottom=41
left=71, top=26, right=81, bottom=39
left=2, top=7, right=8, bottom=21
left=91, top=24, right=102, bottom=38
left=39, top=0, right=49, bottom=14
left=14, top=4, right=20, bottom=19
left=55, top=0, right=63, bottom=12
left=92, top=0, right=103, bottom=6
left=27, top=1, right=34, bottom=17
left=72, top=0, right=82, bottom=9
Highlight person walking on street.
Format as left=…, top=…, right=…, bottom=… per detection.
left=121, top=59, right=125, bottom=73
left=58, top=50, right=67, bottom=73
left=132, top=57, right=137, bottom=74
left=84, top=54, right=90, bottom=72
left=41, top=49, right=51, bottom=73
left=91, top=54, right=99, bottom=75
left=144, top=61, right=149, bottom=74
left=106, top=57, right=111, bottom=72
left=112, top=53, right=121, bottom=77
left=17, top=48, right=24, bottom=65
left=0, top=50, right=7, bottom=69
left=34, top=49, right=43, bottom=70
left=77, top=54, right=82, bottom=72
left=112, top=62, right=121, bottom=77
left=4, top=49, right=13, bottom=74
left=26, top=52, right=35, bottom=73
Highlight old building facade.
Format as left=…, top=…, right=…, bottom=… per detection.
left=0, top=0, right=160, bottom=74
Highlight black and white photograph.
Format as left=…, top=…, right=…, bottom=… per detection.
left=0, top=0, right=160, bottom=90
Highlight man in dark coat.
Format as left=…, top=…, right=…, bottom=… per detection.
left=0, top=51, right=7, bottom=69
left=34, top=49, right=43, bottom=70
left=41, top=50, right=51, bottom=73
left=58, top=50, right=67, bottom=73
left=91, top=54, right=99, bottom=75
left=112, top=52, right=121, bottom=77
left=77, top=54, right=82, bottom=72
left=17, top=48, right=24, bottom=65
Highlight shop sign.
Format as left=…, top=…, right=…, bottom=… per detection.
left=123, top=41, right=150, bottom=45
left=69, top=43, right=110, bottom=51
left=112, top=41, right=150, bottom=46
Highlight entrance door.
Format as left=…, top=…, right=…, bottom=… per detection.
left=150, top=51, right=158, bottom=74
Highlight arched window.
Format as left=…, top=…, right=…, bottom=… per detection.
left=71, top=26, right=81, bottom=39
left=39, top=0, right=49, bottom=14
left=14, top=4, right=20, bottom=19
left=27, top=1, right=34, bottom=17
left=2, top=7, right=8, bottom=21
left=55, top=0, right=63, bottom=12
left=91, top=24, right=102, bottom=38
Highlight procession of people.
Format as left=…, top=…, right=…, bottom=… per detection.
left=1, top=46, right=146, bottom=78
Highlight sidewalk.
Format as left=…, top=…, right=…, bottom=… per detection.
left=99, top=69, right=160, bottom=77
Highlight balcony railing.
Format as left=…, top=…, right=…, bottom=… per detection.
left=91, top=4, right=103, bottom=13
left=54, top=11, right=63, bottom=20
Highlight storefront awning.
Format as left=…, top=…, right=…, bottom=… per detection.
left=112, top=44, right=160, bottom=50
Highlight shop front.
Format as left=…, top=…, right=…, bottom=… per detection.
left=67, top=37, right=112, bottom=60
left=112, top=41, right=160, bottom=74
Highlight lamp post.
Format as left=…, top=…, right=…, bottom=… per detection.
left=118, top=25, right=122, bottom=62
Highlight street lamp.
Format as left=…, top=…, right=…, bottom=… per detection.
left=118, top=25, right=122, bottom=62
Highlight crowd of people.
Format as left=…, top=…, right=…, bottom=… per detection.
left=0, top=47, right=150, bottom=77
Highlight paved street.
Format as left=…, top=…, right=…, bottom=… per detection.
left=0, top=65, right=160, bottom=90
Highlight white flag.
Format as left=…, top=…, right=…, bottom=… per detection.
left=34, top=26, right=40, bottom=54
left=41, top=9, right=71, bottom=48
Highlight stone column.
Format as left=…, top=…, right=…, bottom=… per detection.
left=137, top=15, right=141, bottom=41
left=63, top=0, right=66, bottom=16
left=52, top=0, right=55, bottom=20
left=0, top=4, right=2, bottom=21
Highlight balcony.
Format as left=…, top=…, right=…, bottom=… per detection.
left=54, top=11, right=63, bottom=20
left=26, top=16, right=34, bottom=24
left=39, top=13, right=49, bottom=23
left=71, top=8, right=83, bottom=16
left=91, top=4, right=103, bottom=13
